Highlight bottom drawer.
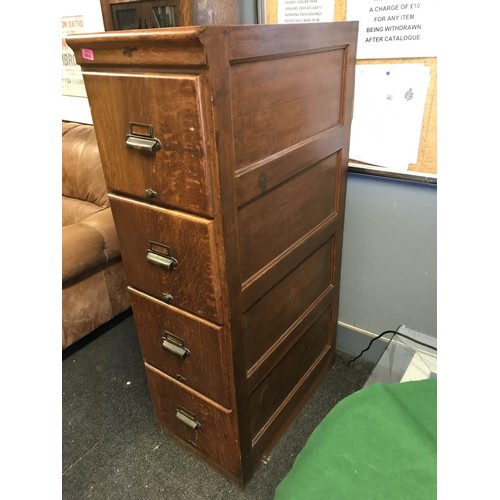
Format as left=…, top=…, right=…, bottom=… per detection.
left=145, top=364, right=242, bottom=478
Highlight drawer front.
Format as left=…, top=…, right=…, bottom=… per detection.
left=145, top=364, right=242, bottom=478
left=129, top=288, right=230, bottom=408
left=110, top=194, right=223, bottom=324
left=84, top=72, right=214, bottom=217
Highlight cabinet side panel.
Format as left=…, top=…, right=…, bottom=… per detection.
left=249, top=309, right=330, bottom=437
left=243, top=240, right=333, bottom=371
left=238, top=154, right=338, bottom=284
left=231, top=50, right=343, bottom=169
left=229, top=24, right=358, bottom=468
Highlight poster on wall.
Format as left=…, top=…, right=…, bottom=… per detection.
left=347, top=0, right=436, bottom=59
left=62, top=16, right=87, bottom=98
left=278, top=0, right=335, bottom=23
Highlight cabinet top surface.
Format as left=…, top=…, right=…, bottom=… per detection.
left=65, top=22, right=359, bottom=67
left=66, top=22, right=358, bottom=44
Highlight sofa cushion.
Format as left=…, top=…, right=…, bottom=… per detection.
left=62, top=122, right=109, bottom=208
left=62, top=207, right=122, bottom=282
left=62, top=196, right=103, bottom=227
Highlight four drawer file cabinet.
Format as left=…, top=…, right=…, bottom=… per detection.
left=67, top=22, right=358, bottom=484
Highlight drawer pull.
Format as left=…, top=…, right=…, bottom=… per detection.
left=146, top=241, right=178, bottom=270
left=176, top=407, right=200, bottom=430
left=125, top=122, right=161, bottom=153
left=162, top=333, right=190, bottom=359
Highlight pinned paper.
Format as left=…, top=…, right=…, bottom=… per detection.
left=349, top=63, right=431, bottom=171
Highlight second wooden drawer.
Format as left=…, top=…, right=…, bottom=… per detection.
left=110, top=194, right=223, bottom=324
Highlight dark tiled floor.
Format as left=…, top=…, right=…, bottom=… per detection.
left=62, top=310, right=375, bottom=500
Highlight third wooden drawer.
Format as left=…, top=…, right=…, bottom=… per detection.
left=129, top=287, right=231, bottom=409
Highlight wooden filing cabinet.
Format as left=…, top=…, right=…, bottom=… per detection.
left=67, top=22, right=358, bottom=485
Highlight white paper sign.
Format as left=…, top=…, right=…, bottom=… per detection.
left=278, top=0, right=334, bottom=24
left=347, top=0, right=436, bottom=59
left=62, top=15, right=87, bottom=98
left=349, top=63, right=431, bottom=171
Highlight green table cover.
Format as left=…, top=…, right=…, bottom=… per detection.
left=274, top=379, right=437, bottom=500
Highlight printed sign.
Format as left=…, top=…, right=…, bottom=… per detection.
left=347, top=0, right=436, bottom=59
left=278, top=0, right=335, bottom=24
left=62, top=16, right=87, bottom=98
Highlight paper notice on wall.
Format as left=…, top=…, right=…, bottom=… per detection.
left=349, top=63, right=430, bottom=171
left=347, top=0, right=436, bottom=59
left=62, top=15, right=87, bottom=98
left=278, top=0, right=334, bottom=23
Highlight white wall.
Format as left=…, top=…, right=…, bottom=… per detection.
left=62, top=0, right=104, bottom=124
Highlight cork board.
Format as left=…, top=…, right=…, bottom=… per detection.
left=264, top=0, right=437, bottom=175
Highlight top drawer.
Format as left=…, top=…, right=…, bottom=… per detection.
left=83, top=72, right=215, bottom=217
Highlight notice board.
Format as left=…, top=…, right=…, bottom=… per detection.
left=265, top=0, right=437, bottom=176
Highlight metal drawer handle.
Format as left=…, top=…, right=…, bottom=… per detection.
left=146, top=251, right=178, bottom=270
left=176, top=407, right=200, bottom=430
left=125, top=122, right=161, bottom=153
left=162, top=333, right=190, bottom=360
left=146, top=241, right=178, bottom=270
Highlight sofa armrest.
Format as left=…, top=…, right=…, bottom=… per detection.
left=62, top=208, right=122, bottom=283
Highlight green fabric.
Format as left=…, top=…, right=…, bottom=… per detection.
left=274, top=379, right=437, bottom=500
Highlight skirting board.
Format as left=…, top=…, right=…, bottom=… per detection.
left=335, top=322, right=389, bottom=364
left=336, top=322, right=437, bottom=366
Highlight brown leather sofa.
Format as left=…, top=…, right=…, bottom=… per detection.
left=62, top=121, right=130, bottom=350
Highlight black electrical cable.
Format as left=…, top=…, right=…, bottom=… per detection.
left=337, top=328, right=437, bottom=367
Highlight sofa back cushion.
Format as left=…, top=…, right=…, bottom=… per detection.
left=62, top=122, right=109, bottom=211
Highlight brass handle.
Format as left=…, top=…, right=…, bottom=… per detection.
left=125, top=135, right=161, bottom=152
left=146, top=241, right=178, bottom=270
left=125, top=122, right=161, bottom=153
left=162, top=334, right=190, bottom=360
left=175, top=407, right=200, bottom=430
left=146, top=251, right=178, bottom=270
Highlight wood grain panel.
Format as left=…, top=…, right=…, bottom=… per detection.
left=248, top=309, right=330, bottom=437
left=228, top=22, right=358, bottom=63
left=235, top=127, right=346, bottom=207
left=237, top=155, right=338, bottom=283
left=129, top=288, right=230, bottom=407
left=244, top=240, right=333, bottom=370
left=241, top=214, right=339, bottom=310
left=247, top=285, right=336, bottom=393
left=250, top=330, right=332, bottom=465
left=233, top=87, right=341, bottom=168
left=109, top=195, right=223, bottom=323
left=231, top=49, right=344, bottom=118
left=83, top=72, right=214, bottom=217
